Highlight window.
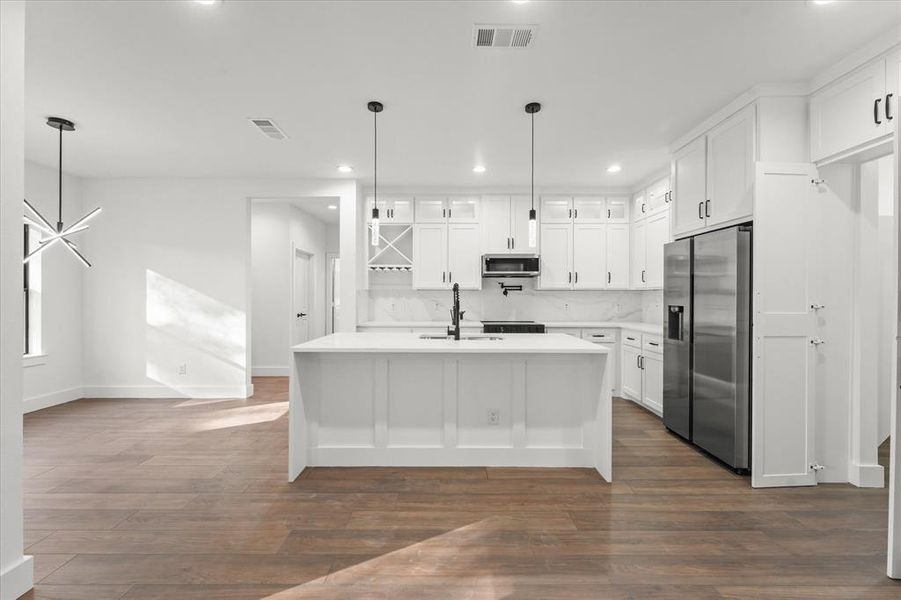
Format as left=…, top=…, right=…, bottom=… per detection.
left=23, top=224, right=41, bottom=357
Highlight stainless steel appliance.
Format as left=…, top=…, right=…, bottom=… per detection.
left=481, top=320, right=545, bottom=334
left=482, top=254, right=540, bottom=278
left=663, top=225, right=751, bottom=472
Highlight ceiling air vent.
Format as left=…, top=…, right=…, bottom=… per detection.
left=473, top=24, right=536, bottom=48
left=249, top=118, right=288, bottom=140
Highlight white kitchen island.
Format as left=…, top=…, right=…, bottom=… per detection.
left=289, top=332, right=612, bottom=482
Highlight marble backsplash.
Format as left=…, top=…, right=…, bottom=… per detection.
left=360, top=282, right=664, bottom=325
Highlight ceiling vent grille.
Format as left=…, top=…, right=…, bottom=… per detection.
left=249, top=118, right=288, bottom=140
left=473, top=24, right=536, bottom=48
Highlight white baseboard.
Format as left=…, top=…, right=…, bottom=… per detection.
left=23, top=386, right=84, bottom=413
left=252, top=366, right=290, bottom=377
left=0, top=555, right=33, bottom=600
left=82, top=384, right=254, bottom=399
left=849, top=462, right=885, bottom=488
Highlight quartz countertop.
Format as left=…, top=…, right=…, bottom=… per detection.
left=357, top=320, right=662, bottom=335
left=292, top=332, right=608, bottom=354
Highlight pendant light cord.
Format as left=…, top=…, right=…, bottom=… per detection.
left=58, top=125, right=63, bottom=231
left=373, top=109, right=378, bottom=209
left=530, top=111, right=534, bottom=211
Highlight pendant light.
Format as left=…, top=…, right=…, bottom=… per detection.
left=368, top=100, right=383, bottom=247
left=525, top=102, right=541, bottom=248
left=23, top=117, right=101, bottom=267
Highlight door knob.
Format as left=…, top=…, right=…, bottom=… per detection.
left=809, top=304, right=825, bottom=311
left=810, top=338, right=824, bottom=346
left=297, top=313, right=307, bottom=318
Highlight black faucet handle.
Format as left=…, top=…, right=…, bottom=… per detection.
left=459, top=310, right=466, bottom=320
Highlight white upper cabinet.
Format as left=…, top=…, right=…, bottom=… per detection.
left=480, top=195, right=512, bottom=254
left=887, top=48, right=900, bottom=123
left=631, top=190, right=647, bottom=221
left=448, top=195, right=480, bottom=223
left=480, top=195, right=537, bottom=254
left=572, top=224, right=607, bottom=289
left=644, top=211, right=670, bottom=289
left=606, top=196, right=630, bottom=224
left=447, top=224, right=481, bottom=289
left=606, top=223, right=630, bottom=288
left=630, top=219, right=647, bottom=288
left=413, top=223, right=448, bottom=289
left=510, top=195, right=536, bottom=252
left=705, top=104, right=756, bottom=228
left=538, top=223, right=572, bottom=290
left=366, top=195, right=414, bottom=223
left=810, top=58, right=889, bottom=162
left=572, top=196, right=606, bottom=223
left=671, top=135, right=707, bottom=238
left=645, top=177, right=671, bottom=216
left=414, top=196, right=480, bottom=223
left=540, top=196, right=573, bottom=223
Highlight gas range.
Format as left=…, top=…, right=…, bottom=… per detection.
left=481, top=320, right=546, bottom=334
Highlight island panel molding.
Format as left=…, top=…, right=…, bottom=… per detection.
left=290, top=333, right=611, bottom=480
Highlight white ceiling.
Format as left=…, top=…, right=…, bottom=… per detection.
left=24, top=0, right=901, bottom=188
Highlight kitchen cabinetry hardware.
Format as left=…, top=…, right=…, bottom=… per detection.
left=296, top=312, right=307, bottom=318
left=448, top=209, right=452, bottom=218
left=607, top=209, right=611, bottom=218
left=811, top=179, right=826, bottom=185
left=810, top=463, right=825, bottom=472
left=568, top=271, right=572, bottom=283
left=698, top=202, right=703, bottom=219
left=607, top=272, right=611, bottom=284
left=574, top=272, right=578, bottom=284
left=874, top=98, right=882, bottom=125
left=887, top=94, right=894, bottom=120
left=810, top=303, right=825, bottom=311
left=626, top=336, right=636, bottom=341
left=705, top=200, right=710, bottom=218
left=442, top=271, right=446, bottom=283
left=568, top=208, right=572, bottom=218
left=810, top=338, right=825, bottom=346
left=641, top=270, right=646, bottom=283
left=648, top=341, right=659, bottom=347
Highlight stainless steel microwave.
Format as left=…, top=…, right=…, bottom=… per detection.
left=482, top=254, right=540, bottom=278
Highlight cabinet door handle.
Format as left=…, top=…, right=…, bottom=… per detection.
left=705, top=199, right=710, bottom=218
left=448, top=208, right=452, bottom=219
left=569, top=208, right=572, bottom=219
left=574, top=272, right=578, bottom=284
left=637, top=354, right=641, bottom=368
left=887, top=94, right=894, bottom=121
left=875, top=98, right=883, bottom=125
left=698, top=202, right=703, bottom=219
left=568, top=272, right=572, bottom=283
left=641, top=270, right=645, bottom=283
left=511, top=237, right=515, bottom=249
left=607, top=271, right=611, bottom=284
left=574, top=208, right=578, bottom=219
left=449, top=271, right=452, bottom=281
left=442, top=271, right=446, bottom=283
left=607, top=209, right=611, bottom=219
left=641, top=203, right=646, bottom=213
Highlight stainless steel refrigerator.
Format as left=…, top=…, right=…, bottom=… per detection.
left=663, top=225, right=751, bottom=471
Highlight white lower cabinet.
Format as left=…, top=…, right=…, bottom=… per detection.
left=620, top=330, right=664, bottom=416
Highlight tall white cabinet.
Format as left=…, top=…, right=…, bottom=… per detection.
left=630, top=176, right=671, bottom=289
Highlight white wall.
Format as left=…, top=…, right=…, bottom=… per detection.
left=251, top=202, right=329, bottom=375
left=79, top=178, right=357, bottom=398
left=0, top=2, right=33, bottom=598
left=875, top=155, right=897, bottom=444
left=23, top=161, right=84, bottom=411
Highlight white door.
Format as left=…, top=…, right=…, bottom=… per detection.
left=646, top=177, right=670, bottom=215
left=672, top=135, right=707, bottom=238
left=293, top=251, right=311, bottom=345
left=414, top=196, right=447, bottom=223
left=641, top=353, right=663, bottom=414
left=644, top=211, right=670, bottom=289
left=621, top=345, right=642, bottom=401
left=538, top=223, right=572, bottom=290
left=606, top=223, right=630, bottom=288
left=480, top=195, right=511, bottom=254
left=706, top=104, right=756, bottom=228
left=631, top=219, right=647, bottom=289
left=387, top=196, right=414, bottom=223
left=606, top=196, right=630, bottom=224
left=447, top=195, right=480, bottom=223
left=510, top=195, right=536, bottom=251
left=810, top=59, right=888, bottom=162
left=572, top=224, right=607, bottom=289
left=447, top=224, right=481, bottom=290
left=752, top=163, right=818, bottom=488
left=573, top=196, right=606, bottom=223
left=413, top=224, right=448, bottom=289
left=540, top=196, right=573, bottom=224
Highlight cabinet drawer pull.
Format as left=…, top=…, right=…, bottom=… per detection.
left=574, top=272, right=579, bottom=284
left=648, top=341, right=659, bottom=347
left=574, top=208, right=578, bottom=219
left=607, top=209, right=611, bottom=219
left=626, top=336, right=636, bottom=341
left=568, top=271, right=573, bottom=284
left=448, top=208, right=452, bottom=218
left=875, top=98, right=883, bottom=125
left=705, top=199, right=710, bottom=218
left=442, top=271, right=446, bottom=283
left=698, top=201, right=703, bottom=219
left=607, top=271, right=611, bottom=284
left=887, top=94, right=894, bottom=121
left=641, top=203, right=646, bottom=213
left=568, top=208, right=572, bottom=219
left=641, top=270, right=645, bottom=283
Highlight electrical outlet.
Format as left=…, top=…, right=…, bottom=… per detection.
left=563, top=302, right=570, bottom=312
left=487, top=408, right=499, bottom=425
left=178, top=363, right=187, bottom=376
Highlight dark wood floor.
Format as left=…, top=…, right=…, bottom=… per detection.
left=19, top=377, right=898, bottom=599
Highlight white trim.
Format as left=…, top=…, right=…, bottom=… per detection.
left=81, top=384, right=254, bottom=399
left=810, top=28, right=901, bottom=94
left=0, top=555, right=33, bottom=600
left=23, top=386, right=82, bottom=413
left=252, top=366, right=290, bottom=377
left=669, top=83, right=808, bottom=154
left=22, top=353, right=47, bottom=368
left=849, top=462, right=886, bottom=488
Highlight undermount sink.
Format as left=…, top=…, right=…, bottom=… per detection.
left=419, top=334, right=504, bottom=341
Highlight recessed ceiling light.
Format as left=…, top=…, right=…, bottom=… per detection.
left=511, top=0, right=529, bottom=4
left=607, top=164, right=622, bottom=174
left=328, top=205, right=337, bottom=210
left=472, top=165, right=486, bottom=173
left=337, top=165, right=353, bottom=173
left=808, top=0, right=835, bottom=4
left=195, top=0, right=221, bottom=5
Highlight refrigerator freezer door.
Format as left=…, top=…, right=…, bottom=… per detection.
left=663, top=238, right=692, bottom=440
left=692, top=227, right=751, bottom=469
